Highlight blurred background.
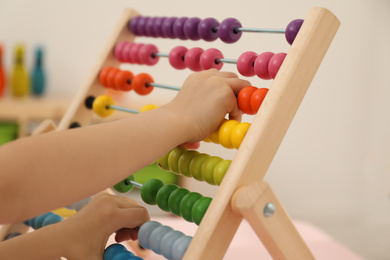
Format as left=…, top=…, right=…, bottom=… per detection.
left=0, top=0, right=389, bottom=259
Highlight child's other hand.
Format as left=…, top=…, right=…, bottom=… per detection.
left=168, top=69, right=251, bottom=142
left=60, top=192, right=150, bottom=259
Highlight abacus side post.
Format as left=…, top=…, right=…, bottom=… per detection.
left=184, top=7, right=339, bottom=260
left=232, top=181, right=315, bottom=260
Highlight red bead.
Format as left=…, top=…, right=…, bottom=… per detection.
left=268, top=53, right=287, bottom=79
left=99, top=67, right=114, bottom=87
left=254, top=52, right=274, bottom=80
left=133, top=73, right=154, bottom=95
left=169, top=46, right=188, bottom=70
left=123, top=42, right=135, bottom=63
left=107, top=68, right=120, bottom=90
left=184, top=47, right=204, bottom=71
left=115, top=70, right=133, bottom=91
left=199, top=48, right=223, bottom=70
left=237, top=86, right=257, bottom=115
left=139, top=44, right=159, bottom=65
left=237, top=51, right=258, bottom=77
left=250, top=88, right=268, bottom=113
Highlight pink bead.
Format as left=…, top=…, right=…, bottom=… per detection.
left=199, top=48, right=223, bottom=70
left=114, top=41, right=127, bottom=62
left=138, top=44, right=159, bottom=65
left=122, top=43, right=134, bottom=63
left=169, top=46, right=188, bottom=70
left=254, top=52, right=274, bottom=80
left=184, top=47, right=204, bottom=71
left=237, top=51, right=258, bottom=77
left=129, top=43, right=144, bottom=64
left=268, top=53, right=287, bottom=79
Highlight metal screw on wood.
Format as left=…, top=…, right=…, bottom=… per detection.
left=264, top=202, right=276, bottom=217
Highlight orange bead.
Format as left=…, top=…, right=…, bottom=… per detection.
left=133, top=73, right=154, bottom=95
left=250, top=88, right=268, bottom=113
left=107, top=68, right=120, bottom=90
left=115, top=70, right=133, bottom=91
left=238, top=86, right=257, bottom=115
left=99, top=67, right=114, bottom=87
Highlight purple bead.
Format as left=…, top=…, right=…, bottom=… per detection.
left=198, top=17, right=219, bottom=42
left=137, top=16, right=150, bottom=36
left=285, top=19, right=304, bottom=45
left=145, top=17, right=157, bottom=37
left=218, top=18, right=242, bottom=43
left=128, top=16, right=141, bottom=35
left=162, top=17, right=178, bottom=39
left=153, top=17, right=167, bottom=37
left=173, top=17, right=189, bottom=40
left=184, top=17, right=201, bottom=41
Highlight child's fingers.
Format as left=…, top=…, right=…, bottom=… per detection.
left=223, top=77, right=252, bottom=96
left=115, top=228, right=138, bottom=242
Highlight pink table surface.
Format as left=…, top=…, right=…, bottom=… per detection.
left=109, top=216, right=365, bottom=260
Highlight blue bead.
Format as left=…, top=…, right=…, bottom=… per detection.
left=149, top=225, right=173, bottom=254
left=33, top=213, right=52, bottom=229
left=138, top=221, right=161, bottom=250
left=160, top=230, right=185, bottom=260
left=104, top=244, right=129, bottom=260
left=172, top=235, right=192, bottom=260
left=5, top=232, right=22, bottom=240
left=110, top=251, right=132, bottom=260
left=42, top=214, right=63, bottom=226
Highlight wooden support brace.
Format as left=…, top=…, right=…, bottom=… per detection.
left=232, top=181, right=314, bottom=260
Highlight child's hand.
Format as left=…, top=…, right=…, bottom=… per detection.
left=60, top=192, right=150, bottom=259
left=167, top=69, right=251, bottom=142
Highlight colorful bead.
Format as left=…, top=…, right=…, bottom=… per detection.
left=285, top=19, right=304, bottom=45
left=128, top=16, right=141, bottom=35
left=192, top=197, right=212, bottom=225
left=167, top=146, right=187, bottom=174
left=136, top=16, right=149, bottom=36
left=107, top=68, right=120, bottom=90
left=237, top=51, right=258, bottom=77
left=157, top=152, right=170, bottom=171
left=201, top=156, right=223, bottom=185
left=218, top=120, right=240, bottom=149
left=184, top=47, right=204, bottom=71
left=218, top=18, right=242, bottom=43
left=268, top=53, right=287, bottom=79
left=129, top=43, right=144, bottom=64
left=178, top=150, right=200, bottom=177
left=24, top=212, right=63, bottom=230
left=112, top=175, right=135, bottom=194
left=183, top=17, right=201, bottom=40
left=140, top=104, right=159, bottom=112
left=132, top=73, right=154, bottom=95
left=173, top=17, right=189, bottom=40
left=254, top=52, right=274, bottom=80
left=162, top=17, right=178, bottom=39
left=231, top=122, right=251, bottom=149
left=179, top=192, right=203, bottom=222
left=99, top=67, right=114, bottom=87
left=114, top=70, right=133, bottom=92
left=199, top=48, right=223, bottom=70
left=145, top=17, right=157, bottom=37
left=169, top=46, right=188, bottom=70
left=114, top=41, right=127, bottom=62
left=250, top=88, right=269, bottom=113
left=172, top=236, right=192, bottom=260
left=161, top=230, right=185, bottom=260
left=156, top=184, right=179, bottom=212
left=140, top=179, right=164, bottom=205
left=138, top=44, right=159, bottom=65
left=168, top=188, right=190, bottom=216
left=92, top=95, right=115, bottom=118
left=104, top=244, right=135, bottom=260
left=138, top=221, right=162, bottom=249
left=213, top=160, right=231, bottom=185
left=238, top=86, right=257, bottom=115
left=198, top=18, right=219, bottom=41
left=153, top=17, right=167, bottom=38
left=149, top=225, right=173, bottom=254
left=122, top=42, right=134, bottom=63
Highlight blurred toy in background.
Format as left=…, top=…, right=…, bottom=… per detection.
left=10, top=44, right=29, bottom=97
left=0, top=45, right=5, bottom=97
left=31, top=46, right=45, bottom=96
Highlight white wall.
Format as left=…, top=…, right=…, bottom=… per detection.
left=1, top=0, right=389, bottom=257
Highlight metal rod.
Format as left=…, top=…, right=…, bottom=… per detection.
left=149, top=83, right=180, bottom=91
left=108, top=105, right=139, bottom=114
left=236, top=28, right=285, bottom=33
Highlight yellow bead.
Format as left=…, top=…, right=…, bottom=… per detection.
left=203, top=137, right=211, bottom=143
left=140, top=104, right=159, bottom=112
left=218, top=120, right=239, bottom=149
left=231, top=122, right=251, bottom=149
left=92, top=95, right=115, bottom=118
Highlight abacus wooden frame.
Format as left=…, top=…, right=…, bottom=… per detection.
left=0, top=7, right=340, bottom=260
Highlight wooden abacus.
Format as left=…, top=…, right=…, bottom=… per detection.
left=0, top=7, right=340, bottom=259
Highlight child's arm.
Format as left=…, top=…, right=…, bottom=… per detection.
left=0, top=70, right=250, bottom=223
left=0, top=193, right=150, bottom=259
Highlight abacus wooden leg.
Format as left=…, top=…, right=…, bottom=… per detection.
left=232, top=181, right=314, bottom=260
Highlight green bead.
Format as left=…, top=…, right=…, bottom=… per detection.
left=168, top=188, right=190, bottom=216
left=189, top=153, right=210, bottom=181
left=201, top=156, right=222, bottom=185
left=156, top=184, right=179, bottom=212
left=112, top=175, right=135, bottom=194
left=192, top=197, right=212, bottom=225
left=179, top=192, right=203, bottom=222
left=141, top=179, right=165, bottom=205
left=157, top=152, right=170, bottom=171
left=168, top=147, right=187, bottom=174
left=213, top=160, right=231, bottom=185
left=178, top=150, right=200, bottom=177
